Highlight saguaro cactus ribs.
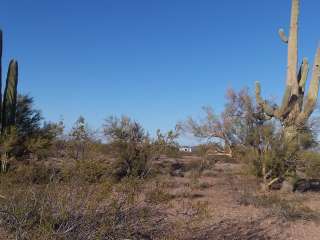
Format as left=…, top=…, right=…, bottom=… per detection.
left=0, top=30, right=19, bottom=135
left=255, top=0, right=320, bottom=142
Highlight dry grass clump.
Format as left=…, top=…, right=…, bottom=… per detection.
left=145, top=181, right=174, bottom=205
left=0, top=174, right=170, bottom=240
left=238, top=192, right=320, bottom=221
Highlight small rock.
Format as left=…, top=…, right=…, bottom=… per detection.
left=293, top=179, right=310, bottom=192
left=293, top=179, right=320, bottom=192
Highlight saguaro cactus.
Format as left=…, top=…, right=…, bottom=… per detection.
left=0, top=30, right=19, bottom=135
left=255, top=0, right=320, bottom=142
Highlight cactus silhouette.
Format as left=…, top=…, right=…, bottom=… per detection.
left=0, top=30, right=19, bottom=135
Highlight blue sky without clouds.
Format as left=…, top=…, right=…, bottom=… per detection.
left=1, top=0, right=320, bottom=141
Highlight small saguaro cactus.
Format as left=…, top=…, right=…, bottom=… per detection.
left=0, top=30, right=19, bottom=135
left=255, top=0, right=320, bottom=142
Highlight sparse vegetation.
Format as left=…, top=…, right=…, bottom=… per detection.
left=0, top=0, right=320, bottom=239
left=238, top=192, right=320, bottom=221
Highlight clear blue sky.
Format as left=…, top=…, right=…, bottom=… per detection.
left=1, top=0, right=319, bottom=139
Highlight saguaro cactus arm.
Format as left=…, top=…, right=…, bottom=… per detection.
left=298, top=58, right=309, bottom=92
left=279, top=28, right=288, bottom=44
left=255, top=81, right=277, bottom=117
left=286, top=0, right=299, bottom=95
left=297, top=46, right=320, bottom=125
left=2, top=60, right=18, bottom=133
left=278, top=85, right=293, bottom=117
left=0, top=30, right=2, bottom=123
left=296, top=58, right=309, bottom=110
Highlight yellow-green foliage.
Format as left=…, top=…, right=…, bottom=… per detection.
left=61, top=159, right=109, bottom=183
left=104, top=116, right=154, bottom=180
left=300, top=151, right=320, bottom=178
left=153, top=129, right=180, bottom=158
left=25, top=136, right=52, bottom=160
left=8, top=163, right=54, bottom=184
left=73, top=159, right=108, bottom=183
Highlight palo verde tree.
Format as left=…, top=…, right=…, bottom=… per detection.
left=180, top=88, right=258, bottom=157
left=255, top=0, right=320, bottom=143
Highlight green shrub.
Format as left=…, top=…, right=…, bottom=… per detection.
left=152, top=129, right=180, bottom=158
left=9, top=163, right=56, bottom=184
left=300, top=151, right=320, bottom=178
left=0, top=179, right=169, bottom=240
left=61, top=159, right=109, bottom=183
left=75, top=159, right=108, bottom=183
left=111, top=141, right=153, bottom=180
left=104, top=116, right=154, bottom=180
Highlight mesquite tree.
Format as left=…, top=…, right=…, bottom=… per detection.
left=255, top=0, right=320, bottom=142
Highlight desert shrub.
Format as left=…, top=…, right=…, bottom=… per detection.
left=104, top=116, right=155, bottom=180
left=300, top=151, right=320, bottom=178
left=59, top=157, right=110, bottom=184
left=8, top=162, right=57, bottom=184
left=112, top=140, right=152, bottom=180
left=0, top=184, right=102, bottom=239
left=193, top=144, right=207, bottom=158
left=0, top=127, right=19, bottom=173
left=178, top=200, right=210, bottom=224
left=0, top=180, right=169, bottom=239
left=0, top=95, right=63, bottom=163
left=10, top=95, right=58, bottom=159
left=20, top=121, right=64, bottom=161
left=196, top=144, right=221, bottom=170
left=237, top=120, right=311, bottom=187
left=152, top=129, right=180, bottom=158
left=24, top=135, right=52, bottom=161
left=113, top=176, right=145, bottom=206
left=238, top=192, right=319, bottom=221
left=67, top=116, right=99, bottom=161
left=241, top=121, right=319, bottom=186
left=145, top=181, right=174, bottom=204
left=75, top=160, right=108, bottom=183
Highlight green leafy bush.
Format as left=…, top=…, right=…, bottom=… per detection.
left=300, top=151, right=320, bottom=178
left=8, top=163, right=56, bottom=184
left=152, top=129, right=180, bottom=158
left=104, top=116, right=154, bottom=180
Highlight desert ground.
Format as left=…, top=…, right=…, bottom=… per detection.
left=149, top=154, right=320, bottom=240
left=1, top=153, right=320, bottom=239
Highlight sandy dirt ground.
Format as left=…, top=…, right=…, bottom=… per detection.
left=1, top=154, right=320, bottom=240
left=147, top=155, right=320, bottom=240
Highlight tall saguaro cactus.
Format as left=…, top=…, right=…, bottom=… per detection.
left=0, top=30, right=19, bottom=135
left=255, top=0, right=320, bottom=142
left=0, top=30, right=2, bottom=124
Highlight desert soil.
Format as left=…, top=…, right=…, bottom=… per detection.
left=148, top=155, right=320, bottom=240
